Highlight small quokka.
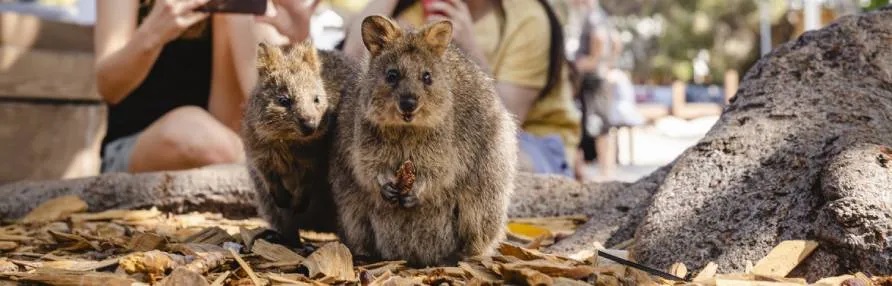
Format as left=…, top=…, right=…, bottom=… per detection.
left=330, top=16, right=517, bottom=266
left=243, top=41, right=358, bottom=246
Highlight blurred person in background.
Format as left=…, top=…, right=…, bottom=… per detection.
left=95, top=0, right=314, bottom=173
left=604, top=30, right=643, bottom=128
left=341, top=0, right=582, bottom=177
left=572, top=0, right=616, bottom=179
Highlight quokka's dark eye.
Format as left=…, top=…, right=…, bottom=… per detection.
left=385, top=69, right=400, bottom=84
left=314, top=96, right=321, bottom=104
left=276, top=95, right=293, bottom=107
left=422, top=71, right=433, bottom=85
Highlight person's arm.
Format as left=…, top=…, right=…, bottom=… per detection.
left=94, top=0, right=157, bottom=104
left=496, top=83, right=539, bottom=123
left=94, top=0, right=210, bottom=105
left=255, top=0, right=318, bottom=44
left=426, top=0, right=490, bottom=72
left=341, top=0, right=399, bottom=60
left=209, top=15, right=256, bottom=131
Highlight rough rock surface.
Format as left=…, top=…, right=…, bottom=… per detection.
left=630, top=8, right=892, bottom=279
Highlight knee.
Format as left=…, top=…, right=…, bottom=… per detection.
left=155, top=107, right=244, bottom=167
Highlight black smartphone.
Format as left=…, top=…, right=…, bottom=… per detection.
left=196, top=0, right=267, bottom=15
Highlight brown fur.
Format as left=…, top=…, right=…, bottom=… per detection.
left=243, top=41, right=359, bottom=246
left=330, top=16, right=517, bottom=266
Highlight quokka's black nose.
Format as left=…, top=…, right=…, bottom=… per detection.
left=298, top=118, right=318, bottom=134
left=398, top=96, right=418, bottom=113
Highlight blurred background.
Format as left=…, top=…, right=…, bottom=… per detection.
left=0, top=0, right=887, bottom=184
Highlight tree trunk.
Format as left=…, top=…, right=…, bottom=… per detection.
left=582, top=8, right=892, bottom=280
left=0, top=166, right=641, bottom=230
left=0, top=165, right=259, bottom=220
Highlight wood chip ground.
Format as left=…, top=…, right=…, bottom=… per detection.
left=0, top=196, right=886, bottom=285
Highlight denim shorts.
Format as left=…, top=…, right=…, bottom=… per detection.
left=518, top=132, right=572, bottom=177
left=100, top=132, right=140, bottom=173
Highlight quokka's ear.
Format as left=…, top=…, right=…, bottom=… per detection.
left=362, top=15, right=402, bottom=57
left=257, top=42, right=286, bottom=72
left=423, top=20, right=453, bottom=57
left=287, top=40, right=321, bottom=72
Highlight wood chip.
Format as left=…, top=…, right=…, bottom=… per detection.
left=265, top=273, right=322, bottom=286
left=0, top=234, right=31, bottom=242
left=300, top=230, right=339, bottom=243
left=21, top=195, right=88, bottom=224
left=510, top=216, right=587, bottom=238
left=752, top=240, right=818, bottom=278
left=0, top=242, right=16, bottom=251
left=0, top=259, right=17, bottom=272
left=171, top=243, right=229, bottom=274
left=669, top=262, right=688, bottom=278
left=128, top=231, right=166, bottom=252
left=715, top=279, right=806, bottom=286
left=554, top=277, right=592, bottom=286
left=628, top=268, right=659, bottom=286
left=596, top=274, right=621, bottom=286
left=367, top=271, right=422, bottom=286
left=255, top=260, right=303, bottom=271
left=238, top=227, right=266, bottom=250
left=209, top=270, right=230, bottom=286
left=251, top=239, right=304, bottom=262
left=501, top=264, right=554, bottom=286
left=458, top=261, right=500, bottom=283
left=120, top=250, right=184, bottom=281
left=694, top=261, right=719, bottom=282
left=36, top=257, right=119, bottom=272
left=302, top=242, right=357, bottom=282
left=229, top=248, right=262, bottom=286
left=502, top=260, right=596, bottom=280
left=812, top=275, right=856, bottom=286
left=47, top=230, right=100, bottom=251
left=498, top=242, right=563, bottom=262
left=360, top=261, right=408, bottom=278
left=70, top=208, right=161, bottom=222
left=507, top=222, right=553, bottom=243
left=159, top=267, right=209, bottom=286
left=185, top=227, right=234, bottom=245
left=4, top=268, right=137, bottom=286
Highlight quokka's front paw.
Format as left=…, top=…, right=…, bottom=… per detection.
left=380, top=182, right=402, bottom=203
left=378, top=160, right=419, bottom=208
left=398, top=190, right=418, bottom=208
left=380, top=182, right=418, bottom=208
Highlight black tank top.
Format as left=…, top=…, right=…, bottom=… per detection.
left=102, top=2, right=213, bottom=154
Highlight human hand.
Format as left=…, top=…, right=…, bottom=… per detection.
left=426, top=0, right=477, bottom=53
left=139, top=0, right=211, bottom=48
left=256, top=0, right=320, bottom=44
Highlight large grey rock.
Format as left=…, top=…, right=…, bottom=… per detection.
left=630, top=8, right=892, bottom=279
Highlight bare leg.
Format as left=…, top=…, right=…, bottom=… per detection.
left=129, top=106, right=245, bottom=172
left=596, top=128, right=616, bottom=179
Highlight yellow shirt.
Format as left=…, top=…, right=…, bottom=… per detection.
left=398, top=0, right=582, bottom=160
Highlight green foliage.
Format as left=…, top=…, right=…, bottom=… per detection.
left=863, top=0, right=889, bottom=11
left=614, top=0, right=788, bottom=83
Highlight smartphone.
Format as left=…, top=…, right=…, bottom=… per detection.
left=196, top=0, right=268, bottom=15
left=422, top=0, right=446, bottom=18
